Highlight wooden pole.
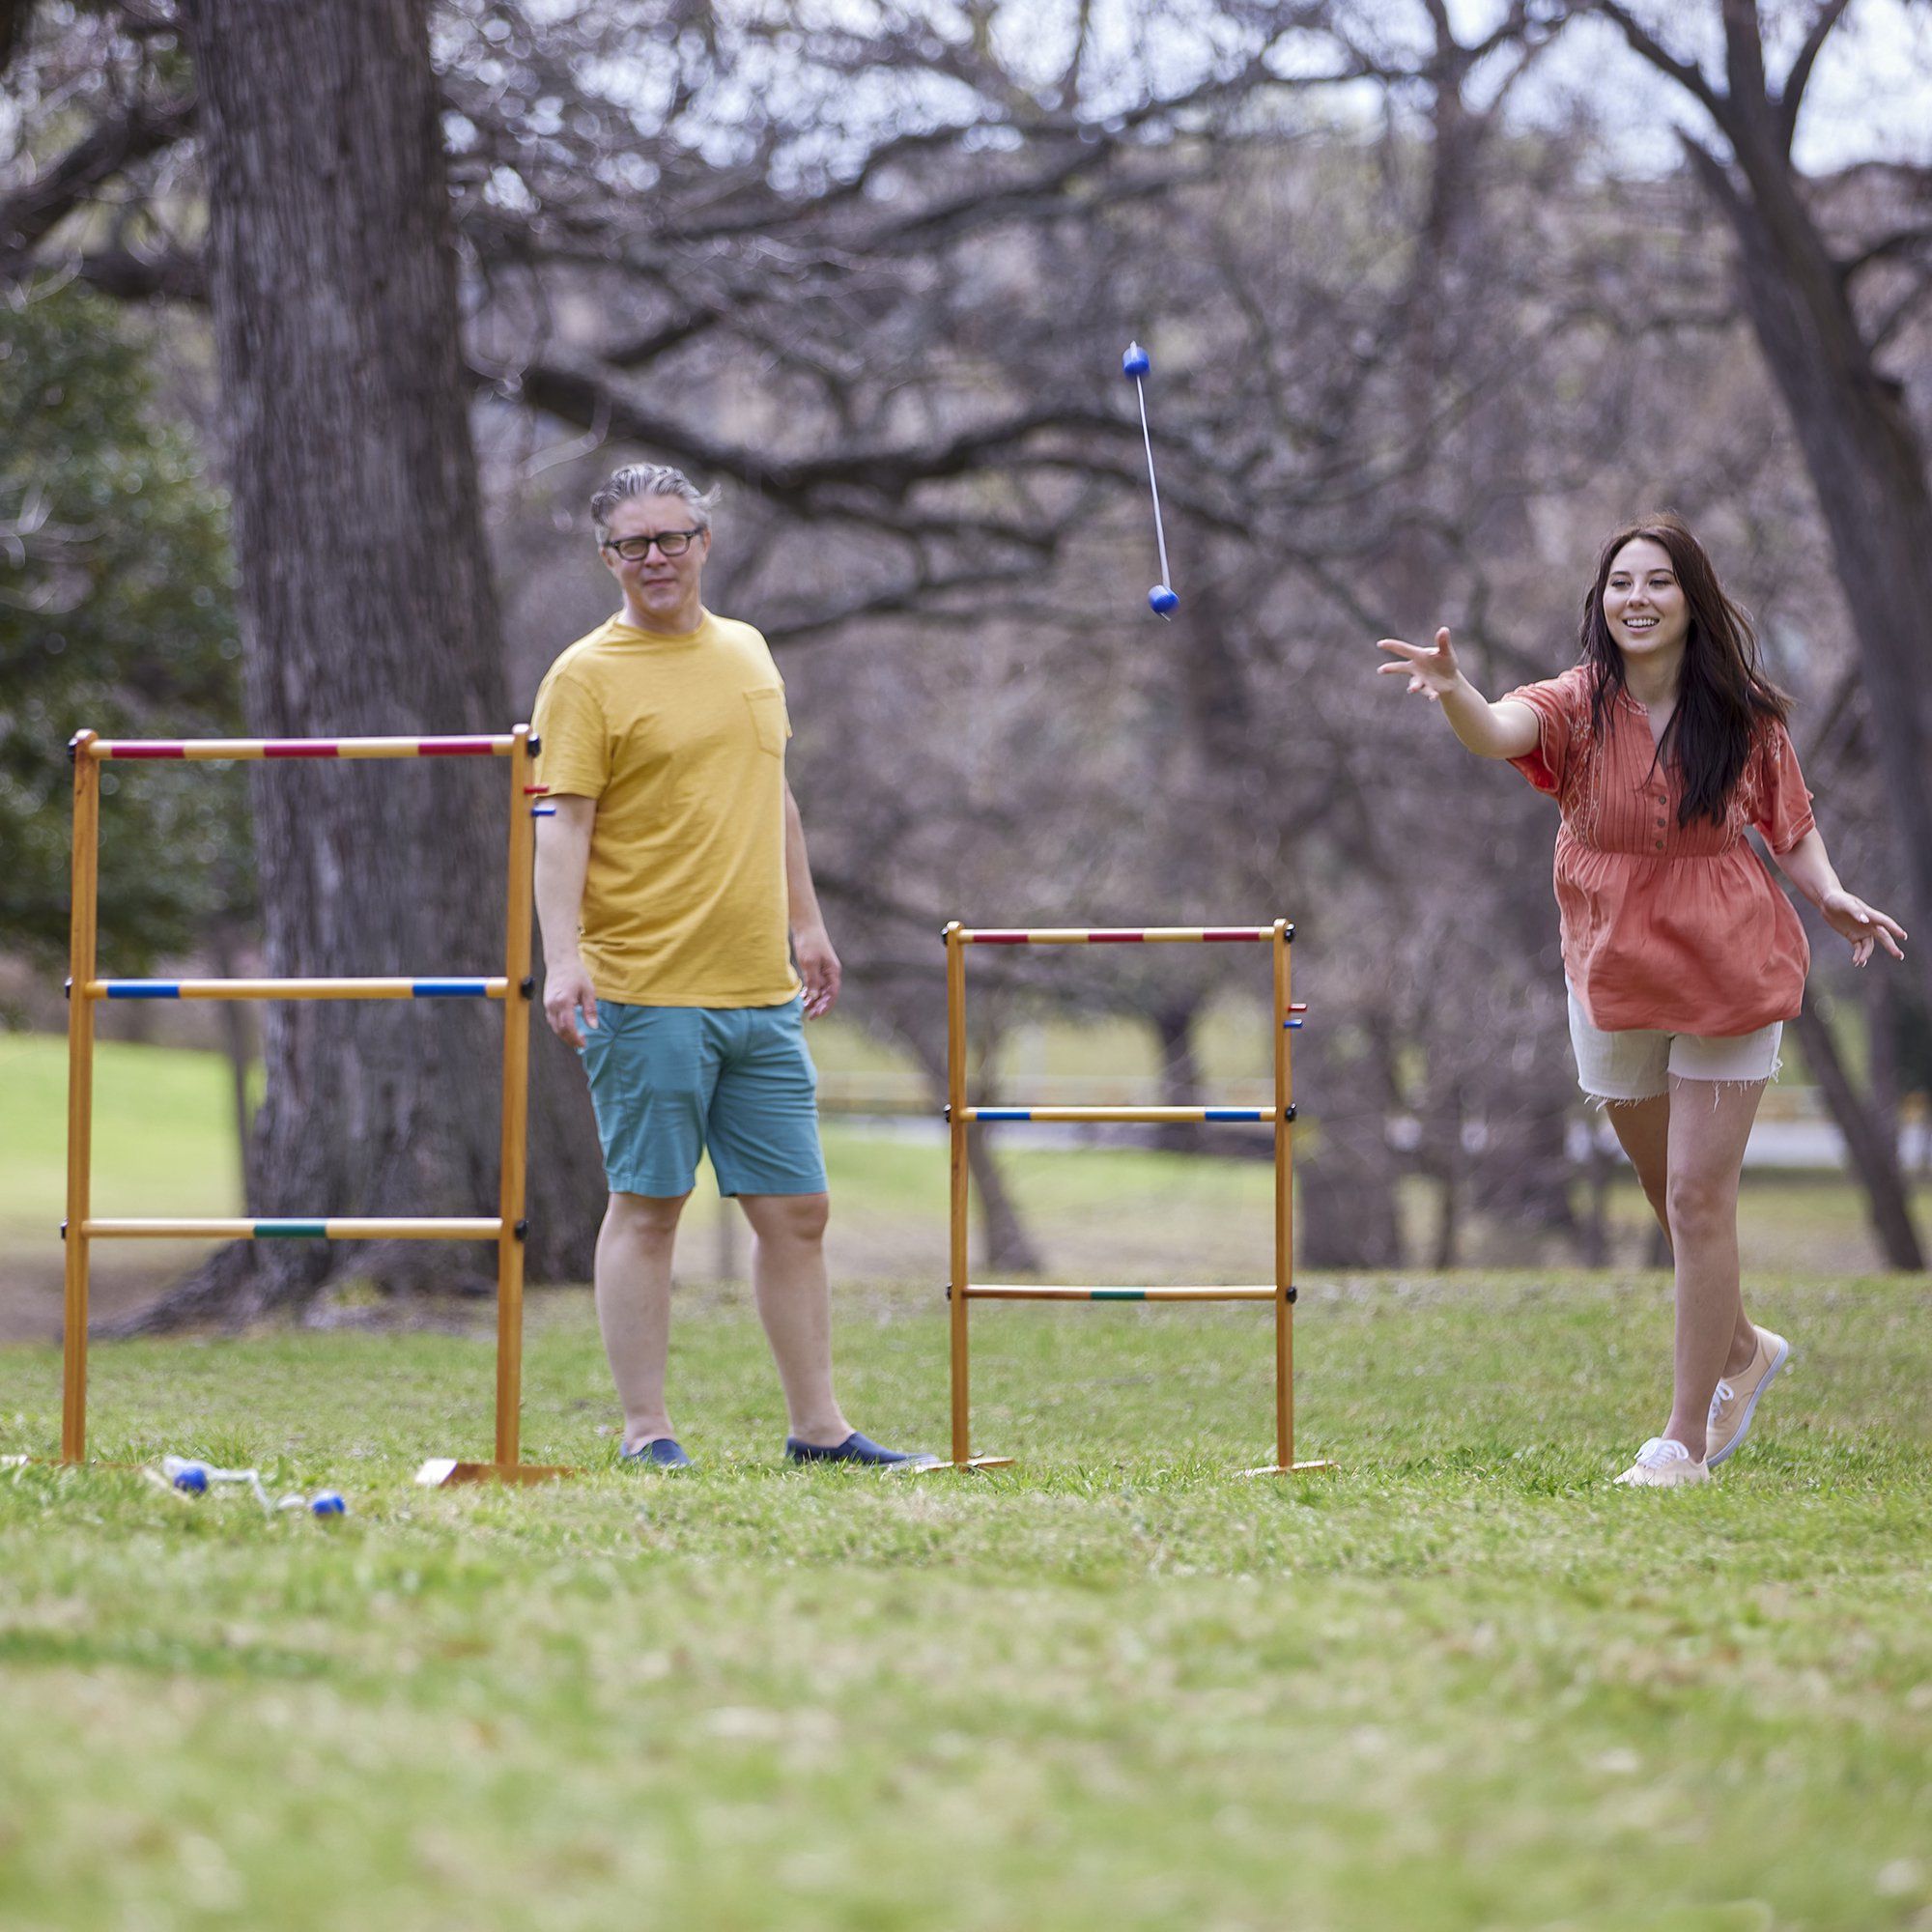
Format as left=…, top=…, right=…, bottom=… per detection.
left=62, top=732, right=100, bottom=1463
left=495, top=726, right=537, bottom=1468
left=1273, top=918, right=1293, bottom=1473
left=946, top=922, right=970, bottom=1467
left=1248, top=921, right=1331, bottom=1476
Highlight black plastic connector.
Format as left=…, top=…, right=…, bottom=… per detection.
left=513, top=1219, right=528, bottom=1241
left=519, top=976, right=535, bottom=998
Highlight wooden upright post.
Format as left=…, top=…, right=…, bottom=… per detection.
left=494, top=726, right=537, bottom=1469
left=1273, top=918, right=1293, bottom=1470
left=928, top=922, right=1013, bottom=1473
left=61, top=732, right=100, bottom=1463
left=946, top=922, right=971, bottom=1466
left=1247, top=919, right=1332, bottom=1476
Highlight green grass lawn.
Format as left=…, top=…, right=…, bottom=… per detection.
left=4, top=1272, right=1930, bottom=1931
left=6, top=1034, right=1928, bottom=1326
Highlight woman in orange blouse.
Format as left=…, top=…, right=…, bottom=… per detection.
left=1378, top=513, right=1906, bottom=1489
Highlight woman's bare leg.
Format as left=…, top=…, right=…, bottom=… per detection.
left=1601, top=1094, right=1671, bottom=1247
left=1659, top=1078, right=1765, bottom=1459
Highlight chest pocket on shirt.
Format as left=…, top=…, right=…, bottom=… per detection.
left=743, top=686, right=789, bottom=757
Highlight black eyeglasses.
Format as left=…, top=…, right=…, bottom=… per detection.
left=601, top=529, right=702, bottom=560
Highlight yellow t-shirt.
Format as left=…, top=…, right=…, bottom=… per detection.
left=530, top=611, right=801, bottom=1007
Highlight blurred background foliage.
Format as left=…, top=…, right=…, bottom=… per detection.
left=0, top=279, right=245, bottom=969
left=2, top=0, right=1928, bottom=1304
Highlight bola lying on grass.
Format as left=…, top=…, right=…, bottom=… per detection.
left=1377, top=513, right=1907, bottom=1489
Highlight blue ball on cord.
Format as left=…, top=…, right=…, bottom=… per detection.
left=1149, top=584, right=1179, bottom=614
left=172, top=1463, right=210, bottom=1493
left=1122, top=343, right=1151, bottom=378
left=309, top=1492, right=347, bottom=1517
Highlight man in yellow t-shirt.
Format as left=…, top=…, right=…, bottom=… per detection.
left=532, top=464, right=932, bottom=1471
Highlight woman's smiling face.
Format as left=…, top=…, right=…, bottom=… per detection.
left=1602, top=537, right=1690, bottom=664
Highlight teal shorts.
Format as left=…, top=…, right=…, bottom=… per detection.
left=578, top=997, right=828, bottom=1199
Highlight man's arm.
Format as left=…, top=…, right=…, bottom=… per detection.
left=534, top=795, right=600, bottom=1046
left=784, top=779, right=841, bottom=1018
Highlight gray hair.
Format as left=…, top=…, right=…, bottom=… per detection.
left=589, top=463, right=720, bottom=540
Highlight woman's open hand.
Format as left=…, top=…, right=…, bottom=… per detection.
left=1376, top=627, right=1462, bottom=702
left=1820, top=889, right=1907, bottom=967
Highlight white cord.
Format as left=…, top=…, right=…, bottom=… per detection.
left=1134, top=375, right=1172, bottom=590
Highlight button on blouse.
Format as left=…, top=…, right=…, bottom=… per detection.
left=1504, top=664, right=1814, bottom=1036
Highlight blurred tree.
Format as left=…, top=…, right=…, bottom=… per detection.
left=5, top=0, right=1923, bottom=1294
left=107, top=0, right=613, bottom=1327
left=1593, top=0, right=1932, bottom=1027
left=0, top=278, right=243, bottom=968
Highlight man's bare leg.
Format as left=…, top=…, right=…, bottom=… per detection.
left=737, top=1191, right=850, bottom=1446
left=596, top=1190, right=688, bottom=1451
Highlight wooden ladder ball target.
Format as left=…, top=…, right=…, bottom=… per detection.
left=932, top=919, right=1336, bottom=1476
left=44, top=726, right=566, bottom=1489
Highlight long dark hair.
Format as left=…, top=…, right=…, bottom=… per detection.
left=1580, top=513, right=1791, bottom=828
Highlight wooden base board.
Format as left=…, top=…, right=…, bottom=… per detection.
left=1240, top=1460, right=1339, bottom=1477
left=413, top=1459, right=574, bottom=1488
left=919, top=1456, right=1015, bottom=1473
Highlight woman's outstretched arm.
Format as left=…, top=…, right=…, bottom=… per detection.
left=1376, top=626, right=1541, bottom=760
left=1771, top=828, right=1908, bottom=967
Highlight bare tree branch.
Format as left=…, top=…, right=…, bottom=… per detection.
left=1591, top=1, right=1730, bottom=128
left=1776, top=0, right=1854, bottom=156
left=75, top=242, right=206, bottom=303
left=0, top=88, right=194, bottom=274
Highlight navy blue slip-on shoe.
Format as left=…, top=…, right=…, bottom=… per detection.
left=785, top=1431, right=940, bottom=1470
left=618, top=1436, right=693, bottom=1469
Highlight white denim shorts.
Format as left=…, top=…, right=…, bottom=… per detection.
left=1566, top=984, right=1782, bottom=1103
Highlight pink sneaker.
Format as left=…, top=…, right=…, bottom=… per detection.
left=1706, top=1327, right=1791, bottom=1467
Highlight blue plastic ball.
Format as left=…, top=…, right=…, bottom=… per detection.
left=173, top=1463, right=209, bottom=1493
left=1149, top=584, right=1179, bottom=614
left=1122, top=343, right=1151, bottom=378
left=310, top=1492, right=347, bottom=1517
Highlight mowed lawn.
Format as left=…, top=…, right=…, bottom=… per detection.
left=4, top=1271, right=1931, bottom=1932
left=3, top=1034, right=1925, bottom=1337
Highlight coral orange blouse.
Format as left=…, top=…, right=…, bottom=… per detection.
left=1504, top=665, right=1814, bottom=1037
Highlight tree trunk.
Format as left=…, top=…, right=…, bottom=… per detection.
left=1660, top=16, right=1932, bottom=1034
left=965, top=1127, right=1046, bottom=1277
left=1580, top=1124, right=1609, bottom=1269
left=1468, top=1085, right=1580, bottom=1254
left=1427, top=1084, right=1464, bottom=1270
left=210, top=923, right=257, bottom=1208
left=866, top=980, right=1045, bottom=1277
left=1300, top=1119, right=1404, bottom=1269
left=1151, top=998, right=1203, bottom=1156
left=130, top=0, right=593, bottom=1326
left=1298, top=1014, right=1404, bottom=1269
left=1791, top=999, right=1924, bottom=1271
